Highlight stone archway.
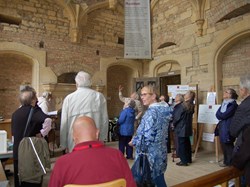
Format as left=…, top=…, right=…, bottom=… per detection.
left=214, top=31, right=250, bottom=102
left=106, top=65, right=135, bottom=118
left=0, top=53, right=33, bottom=118
left=153, top=60, right=181, bottom=96
left=153, top=60, right=181, bottom=76
left=0, top=42, right=57, bottom=118
left=0, top=42, right=57, bottom=94
left=100, top=57, right=142, bottom=118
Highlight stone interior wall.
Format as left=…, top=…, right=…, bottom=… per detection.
left=0, top=0, right=124, bottom=76
left=222, top=36, right=250, bottom=96
left=107, top=65, right=134, bottom=118
left=0, top=54, right=32, bottom=118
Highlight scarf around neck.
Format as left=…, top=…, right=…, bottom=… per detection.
left=220, top=99, right=234, bottom=113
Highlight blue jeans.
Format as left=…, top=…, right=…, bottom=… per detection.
left=154, top=173, right=167, bottom=187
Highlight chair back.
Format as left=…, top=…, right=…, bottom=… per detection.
left=64, top=178, right=126, bottom=187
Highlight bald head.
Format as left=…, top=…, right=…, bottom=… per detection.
left=72, top=116, right=99, bottom=145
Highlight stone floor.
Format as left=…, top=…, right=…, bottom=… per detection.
left=3, top=141, right=224, bottom=187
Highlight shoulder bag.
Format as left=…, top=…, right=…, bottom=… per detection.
left=131, top=135, right=155, bottom=187
left=18, top=107, right=50, bottom=184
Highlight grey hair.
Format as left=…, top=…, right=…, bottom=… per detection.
left=42, top=91, right=51, bottom=99
left=128, top=99, right=136, bottom=109
left=19, top=86, right=36, bottom=106
left=175, top=94, right=184, bottom=102
left=240, top=75, right=250, bottom=92
left=75, top=71, right=92, bottom=87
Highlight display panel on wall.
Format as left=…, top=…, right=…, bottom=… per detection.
left=124, top=0, right=151, bottom=59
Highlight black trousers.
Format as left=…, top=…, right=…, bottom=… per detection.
left=14, top=160, right=42, bottom=187
left=178, top=137, right=192, bottom=164
left=118, top=135, right=133, bottom=158
left=220, top=142, right=234, bottom=166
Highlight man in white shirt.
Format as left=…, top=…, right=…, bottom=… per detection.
left=60, top=71, right=109, bottom=152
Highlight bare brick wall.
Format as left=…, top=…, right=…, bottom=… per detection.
left=222, top=36, right=250, bottom=92
left=0, top=54, right=32, bottom=118
left=107, top=65, right=133, bottom=118
left=207, top=0, right=249, bottom=27
left=151, top=0, right=192, bottom=53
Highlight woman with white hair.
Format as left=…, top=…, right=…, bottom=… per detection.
left=37, top=91, right=52, bottom=114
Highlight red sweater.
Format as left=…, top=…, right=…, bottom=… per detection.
left=49, top=141, right=136, bottom=187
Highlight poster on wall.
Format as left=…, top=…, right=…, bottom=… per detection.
left=124, top=0, right=151, bottom=59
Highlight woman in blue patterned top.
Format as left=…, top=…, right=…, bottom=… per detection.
left=129, top=85, right=172, bottom=187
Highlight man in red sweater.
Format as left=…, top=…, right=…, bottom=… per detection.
left=49, top=116, right=136, bottom=187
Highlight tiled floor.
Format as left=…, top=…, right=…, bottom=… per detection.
left=4, top=141, right=223, bottom=187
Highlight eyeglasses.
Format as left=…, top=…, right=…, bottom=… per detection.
left=140, top=93, right=153, bottom=97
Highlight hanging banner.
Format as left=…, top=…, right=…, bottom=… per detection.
left=124, top=0, right=151, bottom=59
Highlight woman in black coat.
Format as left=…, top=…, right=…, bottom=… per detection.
left=173, top=91, right=195, bottom=166
left=12, top=86, right=51, bottom=187
left=215, top=88, right=238, bottom=167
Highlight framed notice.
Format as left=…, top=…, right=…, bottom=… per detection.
left=198, top=104, right=220, bottom=124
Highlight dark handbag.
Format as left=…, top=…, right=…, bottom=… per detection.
left=131, top=136, right=155, bottom=187
left=214, top=121, right=221, bottom=136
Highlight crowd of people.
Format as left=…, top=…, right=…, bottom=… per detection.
left=10, top=72, right=250, bottom=187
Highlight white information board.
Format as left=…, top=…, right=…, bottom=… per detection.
left=198, top=104, right=220, bottom=124
left=167, top=85, right=190, bottom=98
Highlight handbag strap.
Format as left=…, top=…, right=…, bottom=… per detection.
left=139, top=134, right=147, bottom=154
left=23, top=107, right=34, bottom=137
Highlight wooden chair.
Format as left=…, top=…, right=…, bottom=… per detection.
left=64, top=178, right=126, bottom=187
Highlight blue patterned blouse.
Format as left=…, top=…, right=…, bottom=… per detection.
left=132, top=102, right=172, bottom=179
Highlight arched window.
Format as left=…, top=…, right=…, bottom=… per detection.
left=58, top=72, right=77, bottom=83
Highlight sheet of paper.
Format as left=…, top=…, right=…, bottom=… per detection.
left=198, top=104, right=220, bottom=124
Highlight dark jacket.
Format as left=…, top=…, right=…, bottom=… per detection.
left=118, top=107, right=135, bottom=136
left=232, top=126, right=250, bottom=185
left=173, top=102, right=194, bottom=137
left=11, top=105, right=49, bottom=160
left=230, top=96, right=250, bottom=148
left=216, top=100, right=238, bottom=143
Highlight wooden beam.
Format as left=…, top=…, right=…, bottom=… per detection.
left=172, top=166, right=243, bottom=187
